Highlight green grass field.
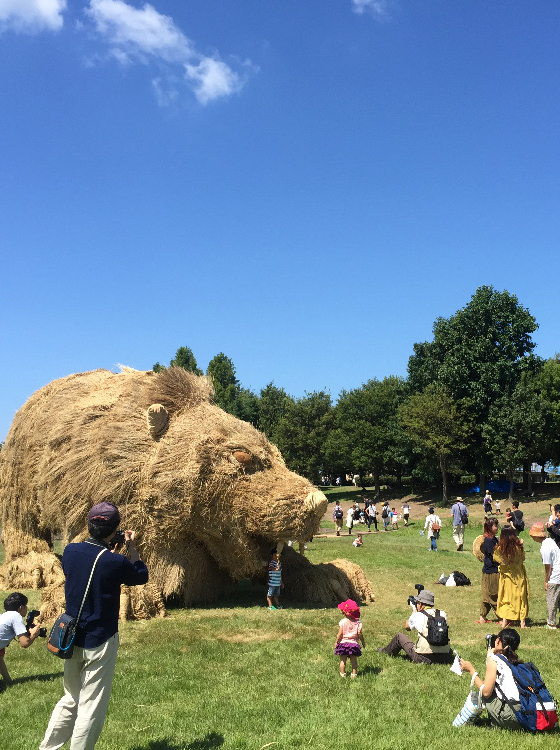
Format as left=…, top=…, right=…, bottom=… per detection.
left=1, top=496, right=559, bottom=749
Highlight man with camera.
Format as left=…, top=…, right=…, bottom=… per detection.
left=377, top=588, right=453, bottom=664
left=40, top=502, right=148, bottom=749
left=0, top=592, right=44, bottom=687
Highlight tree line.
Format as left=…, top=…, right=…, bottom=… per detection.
left=154, top=286, right=560, bottom=503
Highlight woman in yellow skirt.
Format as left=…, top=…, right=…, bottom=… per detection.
left=493, top=525, right=529, bottom=628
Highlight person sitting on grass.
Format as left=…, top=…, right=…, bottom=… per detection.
left=458, top=629, right=540, bottom=730
left=0, top=592, right=42, bottom=687
left=334, top=599, right=365, bottom=678
left=352, top=533, right=363, bottom=548
left=377, top=589, right=453, bottom=664
left=267, top=549, right=283, bottom=610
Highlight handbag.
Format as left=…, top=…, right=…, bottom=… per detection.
left=47, top=547, right=107, bottom=659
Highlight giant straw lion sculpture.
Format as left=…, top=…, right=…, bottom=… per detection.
left=0, top=367, right=373, bottom=619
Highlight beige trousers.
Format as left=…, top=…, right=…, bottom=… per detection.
left=39, top=633, right=119, bottom=750
left=452, top=524, right=465, bottom=546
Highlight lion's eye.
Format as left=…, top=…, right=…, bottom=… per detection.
left=232, top=450, right=253, bottom=467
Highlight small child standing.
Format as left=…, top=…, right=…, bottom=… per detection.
left=267, top=549, right=283, bottom=610
left=495, top=499, right=501, bottom=515
left=334, top=599, right=365, bottom=678
left=391, top=507, right=399, bottom=530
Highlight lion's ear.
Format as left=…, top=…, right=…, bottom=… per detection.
left=147, top=404, right=169, bottom=440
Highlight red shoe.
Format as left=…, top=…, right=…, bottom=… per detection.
left=474, top=618, right=491, bottom=624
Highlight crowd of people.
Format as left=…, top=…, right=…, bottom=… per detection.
left=332, top=498, right=411, bottom=537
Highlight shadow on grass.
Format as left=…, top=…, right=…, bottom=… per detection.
left=11, top=671, right=63, bottom=686
left=359, top=665, right=382, bottom=676
left=132, top=732, right=224, bottom=750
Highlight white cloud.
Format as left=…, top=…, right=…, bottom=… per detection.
left=352, top=0, right=390, bottom=20
left=185, top=57, right=242, bottom=105
left=85, top=0, right=249, bottom=105
left=0, top=0, right=67, bottom=32
left=86, top=0, right=191, bottom=62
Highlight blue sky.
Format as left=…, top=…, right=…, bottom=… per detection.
left=1, top=0, right=559, bottom=440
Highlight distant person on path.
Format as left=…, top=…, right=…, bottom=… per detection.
left=366, top=502, right=378, bottom=532
left=495, top=498, right=501, bottom=515
left=346, top=507, right=354, bottom=536
left=401, top=502, right=411, bottom=527
left=476, top=518, right=500, bottom=624
left=391, top=507, right=399, bottom=530
left=493, top=526, right=529, bottom=628
left=529, top=522, right=560, bottom=629
left=510, top=501, right=525, bottom=533
left=267, top=549, right=283, bottom=610
left=0, top=592, right=42, bottom=687
left=377, top=589, right=453, bottom=664
left=381, top=502, right=391, bottom=531
left=333, top=502, right=344, bottom=536
left=484, top=490, right=493, bottom=515
left=451, top=497, right=468, bottom=551
left=424, top=507, right=442, bottom=552
left=334, top=599, right=365, bottom=678
left=39, top=502, right=148, bottom=750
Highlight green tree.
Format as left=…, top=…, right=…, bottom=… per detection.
left=207, top=353, right=241, bottom=414
left=483, top=378, right=546, bottom=499
left=275, top=391, right=333, bottom=482
left=535, top=355, right=560, bottom=469
left=258, top=383, right=294, bottom=444
left=330, top=376, right=409, bottom=495
left=152, top=361, right=165, bottom=373
left=170, top=346, right=203, bottom=375
left=407, top=285, right=540, bottom=493
left=399, top=384, right=472, bottom=505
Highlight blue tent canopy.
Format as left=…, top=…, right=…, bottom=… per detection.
left=465, top=480, right=519, bottom=494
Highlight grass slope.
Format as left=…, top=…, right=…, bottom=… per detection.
left=1, top=500, right=559, bottom=749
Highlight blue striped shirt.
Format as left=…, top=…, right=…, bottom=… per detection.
left=268, top=559, right=282, bottom=586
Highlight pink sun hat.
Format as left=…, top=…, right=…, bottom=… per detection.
left=338, top=599, right=360, bottom=620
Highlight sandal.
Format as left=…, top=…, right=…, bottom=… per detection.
left=475, top=618, right=491, bottom=624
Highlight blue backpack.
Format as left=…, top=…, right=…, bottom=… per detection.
left=495, top=655, right=558, bottom=732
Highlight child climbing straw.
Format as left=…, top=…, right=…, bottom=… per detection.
left=334, top=599, right=365, bottom=678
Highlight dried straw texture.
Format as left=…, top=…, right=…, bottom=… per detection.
left=281, top=547, right=375, bottom=605
left=0, top=366, right=371, bottom=617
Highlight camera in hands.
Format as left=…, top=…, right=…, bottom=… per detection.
left=26, top=609, right=47, bottom=637
left=110, top=529, right=126, bottom=548
left=407, top=584, right=425, bottom=606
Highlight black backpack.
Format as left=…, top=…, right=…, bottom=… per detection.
left=381, top=506, right=389, bottom=518
left=513, top=514, right=525, bottom=532
left=424, top=609, right=449, bottom=647
left=451, top=570, right=471, bottom=586
left=334, top=508, right=343, bottom=519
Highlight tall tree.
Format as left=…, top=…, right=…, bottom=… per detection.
left=206, top=353, right=241, bottom=414
left=399, top=384, right=472, bottom=505
left=170, top=346, right=203, bottom=375
left=258, top=383, right=294, bottom=444
left=407, top=285, right=540, bottom=493
left=275, top=391, right=333, bottom=482
left=483, top=378, right=546, bottom=499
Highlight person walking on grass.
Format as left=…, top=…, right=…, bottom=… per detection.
left=391, top=507, right=399, bottom=530
left=529, top=522, right=560, bottom=629
left=267, top=549, right=283, bottom=610
left=451, top=496, right=468, bottom=551
left=346, top=506, right=354, bottom=535
left=424, top=507, right=442, bottom=552
left=334, top=599, right=365, bottom=678
left=401, top=501, right=411, bottom=526
left=333, top=502, right=344, bottom=536
left=366, top=502, right=378, bottom=532
left=381, top=502, right=391, bottom=531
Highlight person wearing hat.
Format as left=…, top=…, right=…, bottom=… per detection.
left=39, top=502, right=148, bottom=750
left=334, top=599, right=366, bottom=678
left=529, top=522, right=560, bottom=630
left=377, top=589, right=453, bottom=664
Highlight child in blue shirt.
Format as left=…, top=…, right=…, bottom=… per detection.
left=267, top=549, right=283, bottom=610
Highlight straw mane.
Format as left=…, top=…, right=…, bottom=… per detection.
left=0, top=367, right=373, bottom=619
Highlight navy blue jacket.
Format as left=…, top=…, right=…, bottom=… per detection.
left=62, top=539, right=149, bottom=648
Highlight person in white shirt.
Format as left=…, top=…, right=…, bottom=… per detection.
left=0, top=592, right=42, bottom=686
left=529, top=522, right=560, bottom=629
left=377, top=589, right=453, bottom=664
left=424, top=507, right=442, bottom=551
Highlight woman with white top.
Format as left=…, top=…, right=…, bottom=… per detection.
left=424, top=506, right=442, bottom=551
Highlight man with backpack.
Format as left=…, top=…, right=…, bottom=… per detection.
left=511, top=501, right=525, bottom=533
left=377, top=589, right=453, bottom=664
left=450, top=496, right=469, bottom=551
left=333, top=502, right=344, bottom=536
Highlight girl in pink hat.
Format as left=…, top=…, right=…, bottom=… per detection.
left=334, top=599, right=366, bottom=678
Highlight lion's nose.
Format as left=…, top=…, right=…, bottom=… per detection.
left=303, top=489, right=328, bottom=517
